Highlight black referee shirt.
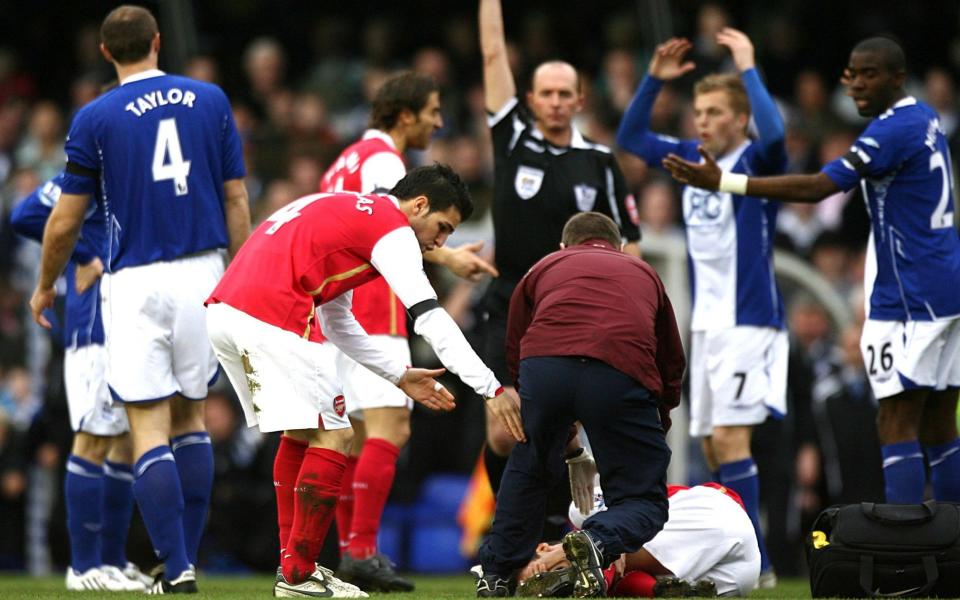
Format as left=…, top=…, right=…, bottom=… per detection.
left=488, top=97, right=640, bottom=283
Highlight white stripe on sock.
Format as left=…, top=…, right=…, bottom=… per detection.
left=171, top=434, right=211, bottom=452
left=135, top=452, right=175, bottom=478
left=66, top=459, right=103, bottom=479
left=103, top=463, right=135, bottom=482
left=882, top=452, right=924, bottom=469
left=928, top=445, right=960, bottom=467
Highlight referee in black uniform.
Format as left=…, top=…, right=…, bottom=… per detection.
left=478, top=0, right=641, bottom=495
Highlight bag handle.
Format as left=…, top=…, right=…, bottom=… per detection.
left=859, top=554, right=939, bottom=597
left=861, top=500, right=937, bottom=526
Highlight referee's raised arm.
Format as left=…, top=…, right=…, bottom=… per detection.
left=479, top=0, right=516, bottom=113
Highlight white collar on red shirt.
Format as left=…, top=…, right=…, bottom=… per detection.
left=362, top=129, right=398, bottom=150
left=120, top=69, right=165, bottom=86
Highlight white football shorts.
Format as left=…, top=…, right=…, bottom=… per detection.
left=688, top=326, right=789, bottom=437
left=63, top=344, right=129, bottom=436
left=101, top=250, right=224, bottom=403
left=336, top=335, right=412, bottom=419
left=206, top=302, right=349, bottom=433
left=860, top=317, right=960, bottom=400
left=569, top=484, right=760, bottom=597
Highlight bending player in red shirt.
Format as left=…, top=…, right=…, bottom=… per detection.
left=205, top=164, right=522, bottom=598
left=317, top=72, right=497, bottom=592
left=515, top=481, right=760, bottom=597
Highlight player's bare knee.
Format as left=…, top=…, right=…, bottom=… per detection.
left=170, top=396, right=206, bottom=436
left=919, top=389, right=960, bottom=445
left=106, top=433, right=134, bottom=464
left=487, top=428, right=516, bottom=456
left=71, top=432, right=111, bottom=464
left=310, top=426, right=354, bottom=454
left=877, top=393, right=924, bottom=443
left=710, top=426, right=751, bottom=464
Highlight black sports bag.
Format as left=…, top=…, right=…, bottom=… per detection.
left=806, top=501, right=960, bottom=597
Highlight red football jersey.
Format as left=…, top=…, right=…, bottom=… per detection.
left=206, top=192, right=409, bottom=338
left=317, top=130, right=407, bottom=340
left=667, top=483, right=746, bottom=512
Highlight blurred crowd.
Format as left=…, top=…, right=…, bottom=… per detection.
left=1, top=0, right=959, bottom=577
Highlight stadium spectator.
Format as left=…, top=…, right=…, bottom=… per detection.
left=664, top=36, right=960, bottom=506
left=618, top=29, right=786, bottom=585
left=29, top=5, right=251, bottom=593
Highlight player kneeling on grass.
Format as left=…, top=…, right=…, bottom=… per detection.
left=205, top=164, right=522, bottom=598
left=515, top=480, right=760, bottom=597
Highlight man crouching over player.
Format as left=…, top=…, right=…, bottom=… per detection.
left=205, top=164, right=522, bottom=598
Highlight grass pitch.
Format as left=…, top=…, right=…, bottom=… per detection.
left=0, top=573, right=811, bottom=599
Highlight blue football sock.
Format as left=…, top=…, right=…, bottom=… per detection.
left=172, top=431, right=214, bottom=566
left=719, top=458, right=771, bottom=573
left=133, top=446, right=191, bottom=578
left=924, top=438, right=960, bottom=501
left=65, top=455, right=104, bottom=573
left=101, top=460, right=135, bottom=568
left=881, top=441, right=926, bottom=504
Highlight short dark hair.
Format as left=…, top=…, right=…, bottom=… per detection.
left=561, top=212, right=622, bottom=247
left=101, top=5, right=158, bottom=65
left=369, top=72, right=440, bottom=131
left=390, top=163, right=473, bottom=221
left=853, top=36, right=907, bottom=74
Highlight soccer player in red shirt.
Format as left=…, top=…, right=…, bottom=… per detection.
left=317, top=72, right=496, bottom=592
left=205, top=164, right=522, bottom=598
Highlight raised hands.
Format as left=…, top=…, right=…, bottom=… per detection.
left=649, top=38, right=695, bottom=81
left=716, top=27, right=755, bottom=72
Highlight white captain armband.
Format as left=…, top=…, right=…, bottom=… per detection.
left=718, top=172, right=749, bottom=195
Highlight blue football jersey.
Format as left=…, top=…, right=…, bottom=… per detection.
left=60, top=70, right=245, bottom=272
left=823, top=97, right=960, bottom=321
left=617, top=70, right=787, bottom=331
left=9, top=174, right=106, bottom=348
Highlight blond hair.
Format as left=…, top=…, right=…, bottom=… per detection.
left=694, top=73, right=750, bottom=117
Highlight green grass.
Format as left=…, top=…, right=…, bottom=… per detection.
left=0, top=573, right=811, bottom=598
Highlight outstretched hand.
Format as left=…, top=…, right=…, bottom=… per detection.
left=649, top=38, right=695, bottom=81
left=716, top=27, right=755, bottom=72
left=486, top=388, right=524, bottom=443
left=662, top=147, right=723, bottom=191
left=398, top=367, right=456, bottom=411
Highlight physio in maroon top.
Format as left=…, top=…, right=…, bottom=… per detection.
left=505, top=235, right=685, bottom=412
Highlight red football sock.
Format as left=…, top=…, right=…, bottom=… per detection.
left=335, top=455, right=359, bottom=556
left=347, top=438, right=400, bottom=559
left=612, top=570, right=657, bottom=598
left=274, top=436, right=307, bottom=556
left=281, top=447, right=346, bottom=583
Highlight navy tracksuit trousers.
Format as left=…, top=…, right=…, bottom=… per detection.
left=478, top=356, right=671, bottom=577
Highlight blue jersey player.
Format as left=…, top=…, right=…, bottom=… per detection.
left=617, top=30, right=786, bottom=586
left=28, top=6, right=251, bottom=593
left=664, top=37, right=960, bottom=507
left=12, top=174, right=151, bottom=592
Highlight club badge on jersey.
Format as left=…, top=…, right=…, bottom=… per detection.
left=574, top=184, right=598, bottom=212
left=515, top=165, right=545, bottom=200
